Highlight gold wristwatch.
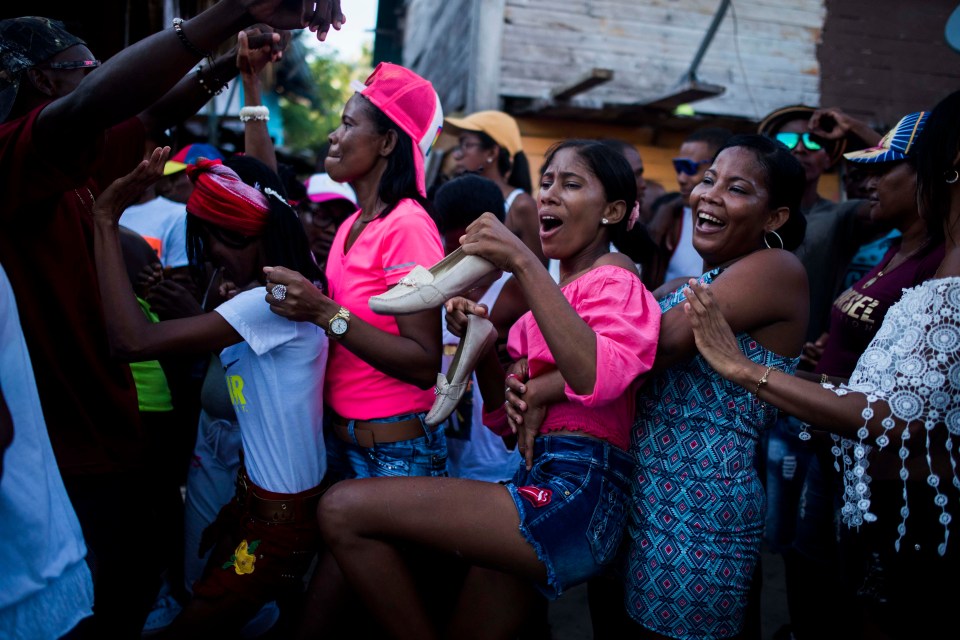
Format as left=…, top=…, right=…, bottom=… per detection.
left=327, top=306, right=350, bottom=339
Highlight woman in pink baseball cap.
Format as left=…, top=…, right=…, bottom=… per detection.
left=265, top=62, right=448, bottom=480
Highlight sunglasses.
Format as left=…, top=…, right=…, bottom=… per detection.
left=774, top=132, right=824, bottom=151
left=672, top=158, right=711, bottom=176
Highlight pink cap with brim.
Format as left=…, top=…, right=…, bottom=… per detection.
left=305, top=173, right=359, bottom=205
left=351, top=62, right=444, bottom=197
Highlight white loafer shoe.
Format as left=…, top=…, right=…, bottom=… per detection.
left=425, top=315, right=498, bottom=426
left=369, top=247, right=499, bottom=315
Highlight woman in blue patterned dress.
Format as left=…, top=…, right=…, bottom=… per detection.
left=683, top=91, right=960, bottom=640
left=623, top=135, right=810, bottom=639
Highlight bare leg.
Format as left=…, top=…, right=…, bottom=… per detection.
left=293, top=549, right=350, bottom=640
left=319, top=476, right=546, bottom=640
left=446, top=566, right=540, bottom=640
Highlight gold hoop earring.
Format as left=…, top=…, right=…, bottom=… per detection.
left=764, top=230, right=784, bottom=249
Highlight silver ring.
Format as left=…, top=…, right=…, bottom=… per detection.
left=271, top=284, right=287, bottom=301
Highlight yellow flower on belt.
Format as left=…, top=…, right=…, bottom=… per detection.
left=222, top=539, right=260, bottom=575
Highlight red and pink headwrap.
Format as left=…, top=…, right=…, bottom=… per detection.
left=185, top=158, right=270, bottom=236
left=351, top=62, right=444, bottom=197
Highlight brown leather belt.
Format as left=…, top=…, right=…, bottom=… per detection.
left=235, top=469, right=332, bottom=524
left=332, top=414, right=432, bottom=449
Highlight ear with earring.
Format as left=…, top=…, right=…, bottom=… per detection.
left=764, top=230, right=784, bottom=249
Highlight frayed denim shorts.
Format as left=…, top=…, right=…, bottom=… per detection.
left=505, top=435, right=632, bottom=599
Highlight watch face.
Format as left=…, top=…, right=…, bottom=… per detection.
left=331, top=317, right=348, bottom=335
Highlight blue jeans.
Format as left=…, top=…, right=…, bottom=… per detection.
left=183, top=411, right=243, bottom=593
left=505, top=435, right=632, bottom=599
left=764, top=415, right=814, bottom=553
left=325, top=412, right=448, bottom=479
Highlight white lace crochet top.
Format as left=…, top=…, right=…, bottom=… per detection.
left=826, top=277, right=960, bottom=556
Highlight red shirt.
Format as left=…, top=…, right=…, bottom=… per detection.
left=0, top=103, right=147, bottom=475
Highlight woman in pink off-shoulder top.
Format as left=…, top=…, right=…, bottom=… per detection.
left=312, top=140, right=660, bottom=639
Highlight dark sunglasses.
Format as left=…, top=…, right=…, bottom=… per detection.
left=38, top=59, right=101, bottom=71
left=672, top=158, right=711, bottom=176
left=774, top=132, right=824, bottom=151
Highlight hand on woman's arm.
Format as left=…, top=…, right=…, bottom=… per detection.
left=265, top=265, right=442, bottom=389
left=683, top=280, right=911, bottom=441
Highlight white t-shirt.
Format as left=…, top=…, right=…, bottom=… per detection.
left=663, top=206, right=703, bottom=282
left=441, top=273, right=519, bottom=482
left=119, top=196, right=189, bottom=268
left=0, top=265, right=93, bottom=638
left=215, top=289, right=328, bottom=494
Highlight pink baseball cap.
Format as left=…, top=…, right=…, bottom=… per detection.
left=351, top=62, right=443, bottom=197
left=305, top=173, right=358, bottom=206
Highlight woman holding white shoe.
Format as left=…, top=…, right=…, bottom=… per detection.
left=265, top=62, right=447, bottom=481
left=310, top=140, right=660, bottom=639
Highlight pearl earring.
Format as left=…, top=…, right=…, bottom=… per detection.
left=601, top=218, right=609, bottom=225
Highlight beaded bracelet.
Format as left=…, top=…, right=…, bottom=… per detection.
left=196, top=67, right=228, bottom=96
left=239, top=106, right=270, bottom=122
left=754, top=366, right=775, bottom=396
left=173, top=18, right=213, bottom=63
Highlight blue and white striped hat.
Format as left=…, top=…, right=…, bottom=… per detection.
left=844, top=111, right=928, bottom=164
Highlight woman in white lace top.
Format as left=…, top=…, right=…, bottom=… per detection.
left=682, top=90, right=960, bottom=638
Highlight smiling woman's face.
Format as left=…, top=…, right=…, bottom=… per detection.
left=324, top=94, right=387, bottom=184
left=690, top=146, right=777, bottom=268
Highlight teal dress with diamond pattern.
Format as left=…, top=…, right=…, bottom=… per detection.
left=624, top=269, right=799, bottom=639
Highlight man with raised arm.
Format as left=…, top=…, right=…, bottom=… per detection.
left=0, top=2, right=343, bottom=636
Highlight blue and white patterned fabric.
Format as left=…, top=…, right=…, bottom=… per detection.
left=624, top=269, right=799, bottom=639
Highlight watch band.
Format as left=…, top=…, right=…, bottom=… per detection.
left=327, top=306, right=350, bottom=338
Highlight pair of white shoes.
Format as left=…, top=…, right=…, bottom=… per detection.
left=368, top=249, right=500, bottom=426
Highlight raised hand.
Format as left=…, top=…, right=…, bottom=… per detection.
left=460, top=212, right=537, bottom=274
left=241, top=0, right=344, bottom=42
left=236, top=27, right=285, bottom=77
left=808, top=107, right=881, bottom=146
left=92, top=146, right=170, bottom=225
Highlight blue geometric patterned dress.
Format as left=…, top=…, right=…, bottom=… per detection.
left=624, top=269, right=799, bottom=639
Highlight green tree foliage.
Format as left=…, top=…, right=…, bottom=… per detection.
left=278, top=33, right=372, bottom=156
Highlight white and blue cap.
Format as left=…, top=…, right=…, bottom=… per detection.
left=844, top=111, right=928, bottom=164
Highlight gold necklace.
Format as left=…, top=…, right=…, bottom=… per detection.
left=861, top=241, right=929, bottom=289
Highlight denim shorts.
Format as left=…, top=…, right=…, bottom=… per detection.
left=325, top=412, right=449, bottom=479
left=505, top=435, right=632, bottom=599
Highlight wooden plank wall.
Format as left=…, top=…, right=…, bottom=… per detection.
left=402, top=0, right=474, bottom=113
left=819, top=0, right=960, bottom=129
left=499, top=0, right=825, bottom=120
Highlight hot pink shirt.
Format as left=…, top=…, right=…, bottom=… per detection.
left=324, top=199, right=444, bottom=419
left=483, top=265, right=659, bottom=450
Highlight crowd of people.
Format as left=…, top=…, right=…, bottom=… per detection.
left=1, top=2, right=958, bottom=640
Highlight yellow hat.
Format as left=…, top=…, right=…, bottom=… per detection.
left=444, top=110, right=523, bottom=157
